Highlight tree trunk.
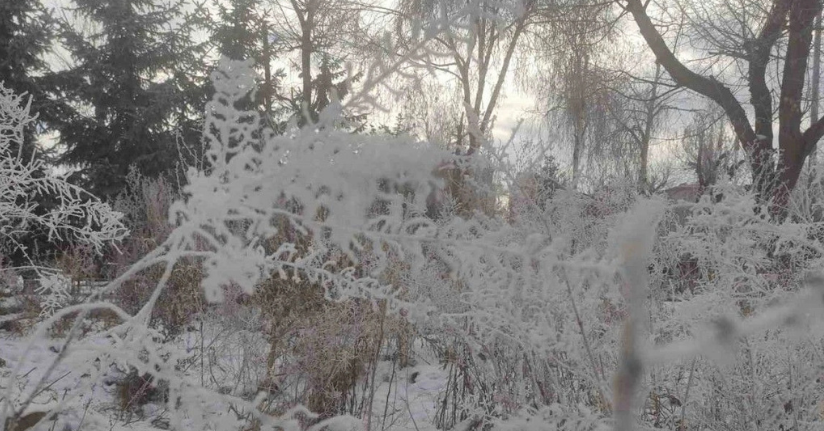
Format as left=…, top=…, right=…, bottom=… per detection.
left=626, top=0, right=824, bottom=218
left=569, top=46, right=588, bottom=190
left=301, top=22, right=312, bottom=119
left=810, top=10, right=822, bottom=169
left=639, top=61, right=662, bottom=193
left=262, top=22, right=273, bottom=115
left=571, top=122, right=584, bottom=189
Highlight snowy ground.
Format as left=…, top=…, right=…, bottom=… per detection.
left=0, top=316, right=450, bottom=431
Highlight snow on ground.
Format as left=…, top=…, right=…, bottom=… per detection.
left=364, top=346, right=449, bottom=431
left=0, top=321, right=450, bottom=431
left=0, top=331, right=145, bottom=430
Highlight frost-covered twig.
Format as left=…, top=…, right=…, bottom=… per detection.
left=0, top=82, right=127, bottom=313
left=0, top=83, right=127, bottom=251
left=643, top=274, right=824, bottom=366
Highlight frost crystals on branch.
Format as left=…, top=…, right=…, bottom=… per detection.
left=0, top=83, right=127, bottom=253
left=172, top=59, right=450, bottom=306
left=0, top=82, right=127, bottom=314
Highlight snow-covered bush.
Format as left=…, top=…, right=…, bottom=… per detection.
left=411, top=138, right=824, bottom=431
left=0, top=83, right=127, bottom=258
left=2, top=4, right=523, bottom=427
left=36, top=272, right=72, bottom=317
left=635, top=179, right=824, bottom=431
left=104, top=170, right=207, bottom=337
left=0, top=54, right=454, bottom=430
left=0, top=83, right=127, bottom=320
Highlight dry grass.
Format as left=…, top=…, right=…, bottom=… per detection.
left=115, top=260, right=204, bottom=336
left=253, top=219, right=418, bottom=419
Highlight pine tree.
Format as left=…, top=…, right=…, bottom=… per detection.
left=202, top=0, right=287, bottom=128
left=0, top=0, right=56, bottom=155
left=537, top=156, right=566, bottom=208
left=55, top=0, right=207, bottom=197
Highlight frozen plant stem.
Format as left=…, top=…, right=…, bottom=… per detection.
left=679, top=358, right=696, bottom=429
left=561, top=269, right=606, bottom=387
left=614, top=264, right=648, bottom=431
left=611, top=200, right=664, bottom=431
left=366, top=300, right=387, bottom=431
left=380, top=356, right=396, bottom=431
left=614, top=315, right=643, bottom=431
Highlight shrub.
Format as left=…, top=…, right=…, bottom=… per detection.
left=113, top=367, right=169, bottom=417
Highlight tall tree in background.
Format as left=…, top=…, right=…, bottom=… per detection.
left=681, top=106, right=740, bottom=192
left=606, top=61, right=679, bottom=193
left=204, top=0, right=285, bottom=122
left=54, top=0, right=207, bottom=198
left=0, top=0, right=60, bottom=155
left=625, top=0, right=824, bottom=215
left=382, top=0, right=542, bottom=216
left=530, top=0, right=618, bottom=189
left=396, top=0, right=537, bottom=155
left=268, top=0, right=363, bottom=125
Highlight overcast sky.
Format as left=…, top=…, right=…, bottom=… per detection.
left=38, top=0, right=703, bottom=188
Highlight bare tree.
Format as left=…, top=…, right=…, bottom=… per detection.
left=564, top=30, right=594, bottom=189
left=389, top=0, right=548, bottom=154
left=680, top=106, right=742, bottom=192
left=623, top=0, right=824, bottom=216
left=532, top=0, right=621, bottom=189
left=606, top=61, right=675, bottom=193
left=269, top=0, right=363, bottom=123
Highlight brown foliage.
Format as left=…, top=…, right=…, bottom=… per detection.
left=254, top=218, right=417, bottom=418
left=114, top=368, right=168, bottom=415
left=116, top=260, right=204, bottom=336
left=4, top=411, right=51, bottom=431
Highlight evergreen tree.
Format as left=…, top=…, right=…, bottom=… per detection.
left=201, top=0, right=287, bottom=128
left=536, top=155, right=566, bottom=208
left=55, top=0, right=207, bottom=198
left=0, top=0, right=57, bottom=155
